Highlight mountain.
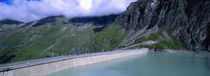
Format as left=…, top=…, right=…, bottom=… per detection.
left=0, top=19, right=23, bottom=25
left=32, top=15, right=67, bottom=27
left=0, top=19, right=23, bottom=32
left=0, top=0, right=209, bottom=64
left=0, top=14, right=119, bottom=63
left=69, top=14, right=119, bottom=26
left=68, top=14, right=119, bottom=32
left=114, top=0, right=210, bottom=52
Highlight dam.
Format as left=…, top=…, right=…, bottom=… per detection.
left=0, top=48, right=148, bottom=76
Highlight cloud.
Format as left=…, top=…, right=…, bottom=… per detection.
left=0, top=0, right=136, bottom=22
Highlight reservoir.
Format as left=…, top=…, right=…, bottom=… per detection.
left=48, top=52, right=210, bottom=76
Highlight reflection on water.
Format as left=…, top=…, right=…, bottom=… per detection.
left=48, top=52, right=210, bottom=76
left=204, top=56, right=210, bottom=70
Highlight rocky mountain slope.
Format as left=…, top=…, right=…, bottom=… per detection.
left=114, top=0, right=210, bottom=52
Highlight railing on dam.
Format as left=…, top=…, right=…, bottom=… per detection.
left=0, top=49, right=140, bottom=72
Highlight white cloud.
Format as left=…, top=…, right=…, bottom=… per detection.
left=79, top=0, right=92, bottom=11
left=0, top=0, right=136, bottom=22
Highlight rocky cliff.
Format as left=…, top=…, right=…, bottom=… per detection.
left=115, top=0, right=210, bottom=52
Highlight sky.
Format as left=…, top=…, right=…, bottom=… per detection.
left=0, top=0, right=136, bottom=22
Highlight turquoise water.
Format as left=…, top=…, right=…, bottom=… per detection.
left=48, top=52, right=210, bottom=76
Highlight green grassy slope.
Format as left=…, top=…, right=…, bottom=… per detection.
left=88, top=25, right=129, bottom=53
left=0, top=24, right=96, bottom=63
left=0, top=23, right=181, bottom=63
left=133, top=30, right=181, bottom=49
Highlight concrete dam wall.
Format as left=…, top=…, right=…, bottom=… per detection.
left=0, top=49, right=148, bottom=76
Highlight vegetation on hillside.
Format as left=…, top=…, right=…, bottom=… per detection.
left=88, top=25, right=129, bottom=52
left=0, top=24, right=96, bottom=63
left=0, top=23, right=181, bottom=64
left=133, top=30, right=180, bottom=49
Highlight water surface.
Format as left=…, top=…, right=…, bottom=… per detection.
left=48, top=52, right=210, bottom=76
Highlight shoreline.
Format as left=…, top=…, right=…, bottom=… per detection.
left=150, top=48, right=210, bottom=54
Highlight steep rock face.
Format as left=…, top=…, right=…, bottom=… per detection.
left=115, top=0, right=210, bottom=52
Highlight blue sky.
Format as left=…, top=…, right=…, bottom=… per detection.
left=0, top=0, right=136, bottom=22
left=0, top=0, right=41, bottom=4
left=0, top=0, right=40, bottom=4
left=0, top=0, right=12, bottom=4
